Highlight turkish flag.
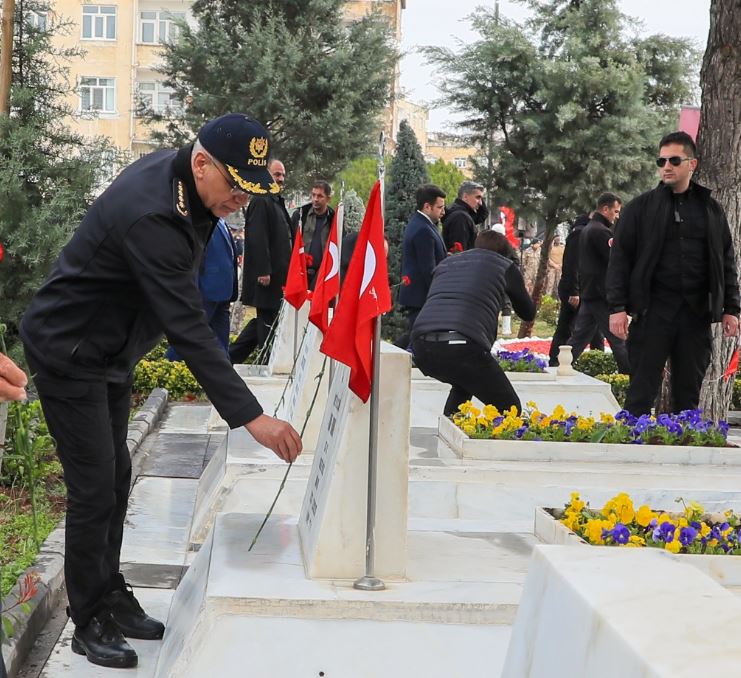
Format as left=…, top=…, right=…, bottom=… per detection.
left=308, top=208, right=341, bottom=334
left=283, top=226, right=309, bottom=309
left=723, top=347, right=739, bottom=382
left=320, top=181, right=391, bottom=402
left=499, top=206, right=519, bottom=248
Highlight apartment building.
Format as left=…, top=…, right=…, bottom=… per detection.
left=37, top=1, right=406, bottom=156
left=426, top=132, right=479, bottom=178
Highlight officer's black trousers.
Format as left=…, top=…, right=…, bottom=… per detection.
left=412, top=336, right=521, bottom=416
left=229, top=306, right=278, bottom=364
left=26, top=354, right=132, bottom=628
left=548, top=296, right=603, bottom=366
left=624, top=305, right=712, bottom=416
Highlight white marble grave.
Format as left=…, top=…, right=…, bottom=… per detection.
left=409, top=370, right=620, bottom=429
left=502, top=545, right=741, bottom=678
left=299, top=343, right=411, bottom=579
left=267, top=299, right=309, bottom=375
left=534, top=506, right=741, bottom=588
left=156, top=513, right=517, bottom=678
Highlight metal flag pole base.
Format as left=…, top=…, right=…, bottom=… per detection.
left=353, top=575, right=386, bottom=591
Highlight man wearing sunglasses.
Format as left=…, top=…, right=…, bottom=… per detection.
left=20, top=114, right=303, bottom=668
left=607, top=131, right=740, bottom=416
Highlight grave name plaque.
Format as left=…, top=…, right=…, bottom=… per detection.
left=298, top=343, right=411, bottom=580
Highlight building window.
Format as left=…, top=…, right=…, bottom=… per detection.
left=82, top=5, right=117, bottom=40
left=139, top=11, right=186, bottom=44
left=136, top=81, right=183, bottom=115
left=80, top=77, right=116, bottom=113
left=454, top=157, right=468, bottom=169
left=28, top=11, right=48, bottom=31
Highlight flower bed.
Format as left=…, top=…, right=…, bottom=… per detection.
left=439, top=404, right=738, bottom=464
left=534, top=492, right=741, bottom=586
left=452, top=402, right=730, bottom=446
left=495, top=348, right=547, bottom=373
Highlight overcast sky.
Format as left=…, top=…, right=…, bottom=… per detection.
left=400, top=0, right=711, bottom=132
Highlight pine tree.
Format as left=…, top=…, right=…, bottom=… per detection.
left=383, top=120, right=429, bottom=341
left=0, top=1, right=120, bottom=360
left=148, top=0, right=397, bottom=189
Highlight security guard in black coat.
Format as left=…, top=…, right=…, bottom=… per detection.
left=20, top=114, right=302, bottom=669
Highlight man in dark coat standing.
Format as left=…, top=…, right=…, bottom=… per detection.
left=230, top=158, right=292, bottom=363
left=548, top=213, right=604, bottom=366
left=398, top=184, right=447, bottom=345
left=607, top=131, right=741, bottom=415
left=567, top=193, right=629, bottom=372
left=19, top=114, right=302, bottom=668
left=290, top=180, right=335, bottom=289
left=441, top=180, right=488, bottom=252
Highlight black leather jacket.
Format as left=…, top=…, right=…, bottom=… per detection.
left=607, top=181, right=740, bottom=321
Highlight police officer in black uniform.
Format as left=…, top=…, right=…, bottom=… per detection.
left=20, top=114, right=303, bottom=669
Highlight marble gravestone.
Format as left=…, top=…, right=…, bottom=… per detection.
left=502, top=545, right=741, bottom=678
left=299, top=343, right=412, bottom=580
left=267, top=300, right=309, bottom=375
left=274, top=321, right=327, bottom=451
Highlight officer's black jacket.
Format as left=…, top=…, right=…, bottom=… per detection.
left=21, top=145, right=263, bottom=428
left=606, top=181, right=741, bottom=322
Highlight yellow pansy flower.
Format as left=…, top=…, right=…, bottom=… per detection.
left=584, top=519, right=608, bottom=545
left=635, top=505, right=658, bottom=528
left=569, top=492, right=585, bottom=513
left=483, top=404, right=500, bottom=421
left=664, top=540, right=681, bottom=554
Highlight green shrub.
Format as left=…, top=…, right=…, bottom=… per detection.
left=596, top=373, right=629, bottom=407
left=143, top=341, right=168, bottom=361
left=575, top=350, right=618, bottom=377
left=733, top=379, right=741, bottom=410
left=133, top=359, right=204, bottom=401
left=1, top=401, right=57, bottom=488
left=538, top=295, right=560, bottom=327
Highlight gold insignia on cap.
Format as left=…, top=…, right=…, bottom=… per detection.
left=249, top=137, right=269, bottom=160
left=226, top=164, right=268, bottom=194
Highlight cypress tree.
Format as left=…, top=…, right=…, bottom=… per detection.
left=383, top=120, right=429, bottom=341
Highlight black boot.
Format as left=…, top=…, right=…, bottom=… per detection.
left=71, top=612, right=138, bottom=669
left=105, top=583, right=165, bottom=640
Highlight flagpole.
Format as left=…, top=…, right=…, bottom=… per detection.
left=293, top=213, right=302, bottom=361
left=354, top=132, right=387, bottom=592
left=329, top=182, right=345, bottom=386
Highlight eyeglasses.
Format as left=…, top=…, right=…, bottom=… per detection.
left=656, top=156, right=692, bottom=168
left=208, top=158, right=248, bottom=197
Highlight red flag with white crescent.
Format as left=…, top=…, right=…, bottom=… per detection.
left=320, top=181, right=391, bottom=402
left=723, top=347, right=739, bottom=382
left=308, top=208, right=340, bottom=334
left=283, top=227, right=309, bottom=309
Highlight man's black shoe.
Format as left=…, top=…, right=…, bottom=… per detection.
left=105, top=584, right=165, bottom=640
left=71, top=612, right=138, bottom=669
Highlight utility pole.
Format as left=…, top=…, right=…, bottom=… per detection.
left=0, top=0, right=16, bottom=115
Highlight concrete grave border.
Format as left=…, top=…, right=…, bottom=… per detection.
left=534, top=506, right=741, bottom=587
left=439, top=415, right=741, bottom=465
